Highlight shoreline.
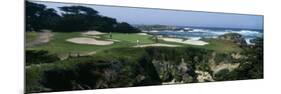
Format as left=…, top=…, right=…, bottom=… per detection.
left=159, top=37, right=209, bottom=46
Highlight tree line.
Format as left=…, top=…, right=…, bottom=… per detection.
left=26, top=1, right=140, bottom=33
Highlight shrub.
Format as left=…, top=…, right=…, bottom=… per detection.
left=25, top=50, right=60, bottom=66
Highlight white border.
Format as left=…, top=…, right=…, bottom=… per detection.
left=1, top=0, right=281, bottom=94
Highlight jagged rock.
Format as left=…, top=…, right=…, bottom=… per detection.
left=195, top=70, right=214, bottom=82
left=218, top=33, right=247, bottom=45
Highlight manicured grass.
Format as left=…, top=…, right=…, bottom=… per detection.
left=27, top=32, right=156, bottom=57
left=27, top=32, right=111, bottom=56
left=26, top=32, right=38, bottom=43
left=26, top=31, right=241, bottom=58
left=102, top=33, right=155, bottom=44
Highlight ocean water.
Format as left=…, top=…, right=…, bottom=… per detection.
left=151, top=27, right=263, bottom=44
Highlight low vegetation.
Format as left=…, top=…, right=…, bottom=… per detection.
left=25, top=50, right=59, bottom=66
left=26, top=40, right=263, bottom=93
left=25, top=1, right=263, bottom=93
left=201, top=38, right=243, bottom=53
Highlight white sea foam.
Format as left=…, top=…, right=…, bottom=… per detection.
left=149, top=30, right=159, bottom=32
left=190, top=29, right=262, bottom=37
left=245, top=38, right=254, bottom=45
left=148, top=28, right=263, bottom=45
left=188, top=37, right=201, bottom=40
left=236, top=30, right=262, bottom=37
left=189, top=29, right=210, bottom=33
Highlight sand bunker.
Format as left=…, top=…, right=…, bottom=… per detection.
left=134, top=43, right=180, bottom=47
left=26, top=31, right=53, bottom=47
left=82, top=31, right=106, bottom=36
left=160, top=37, right=208, bottom=46
left=67, top=37, right=113, bottom=45
left=137, top=33, right=149, bottom=36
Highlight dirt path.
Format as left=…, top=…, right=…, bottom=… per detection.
left=59, top=51, right=97, bottom=60
left=26, top=31, right=53, bottom=47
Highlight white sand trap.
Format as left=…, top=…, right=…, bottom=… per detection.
left=81, top=34, right=101, bottom=38
left=134, top=43, right=180, bottom=47
left=26, top=31, right=53, bottom=47
left=160, top=37, right=208, bottom=46
left=137, top=33, right=149, bottom=36
left=82, top=31, right=106, bottom=36
left=67, top=37, right=113, bottom=45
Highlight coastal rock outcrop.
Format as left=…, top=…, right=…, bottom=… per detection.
left=218, top=33, right=247, bottom=46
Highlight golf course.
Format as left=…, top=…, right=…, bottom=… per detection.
left=25, top=1, right=263, bottom=93
left=26, top=30, right=243, bottom=59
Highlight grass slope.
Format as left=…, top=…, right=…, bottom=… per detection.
left=26, top=32, right=38, bottom=43
left=108, top=33, right=154, bottom=44
left=202, top=39, right=242, bottom=53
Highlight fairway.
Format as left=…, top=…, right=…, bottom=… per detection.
left=26, top=31, right=242, bottom=58
left=26, top=32, right=157, bottom=57
left=102, top=33, right=154, bottom=44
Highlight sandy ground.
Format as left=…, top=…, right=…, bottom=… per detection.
left=38, top=31, right=53, bottom=43
left=68, top=31, right=114, bottom=45
left=67, top=37, right=113, bottom=45
left=134, top=43, right=180, bottom=47
left=26, top=31, right=53, bottom=47
left=159, top=37, right=208, bottom=46
left=137, top=33, right=149, bottom=36
left=82, top=30, right=106, bottom=36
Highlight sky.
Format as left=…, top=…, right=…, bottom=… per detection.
left=34, top=1, right=263, bottom=30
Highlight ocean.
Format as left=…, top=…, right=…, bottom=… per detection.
left=150, top=26, right=263, bottom=44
